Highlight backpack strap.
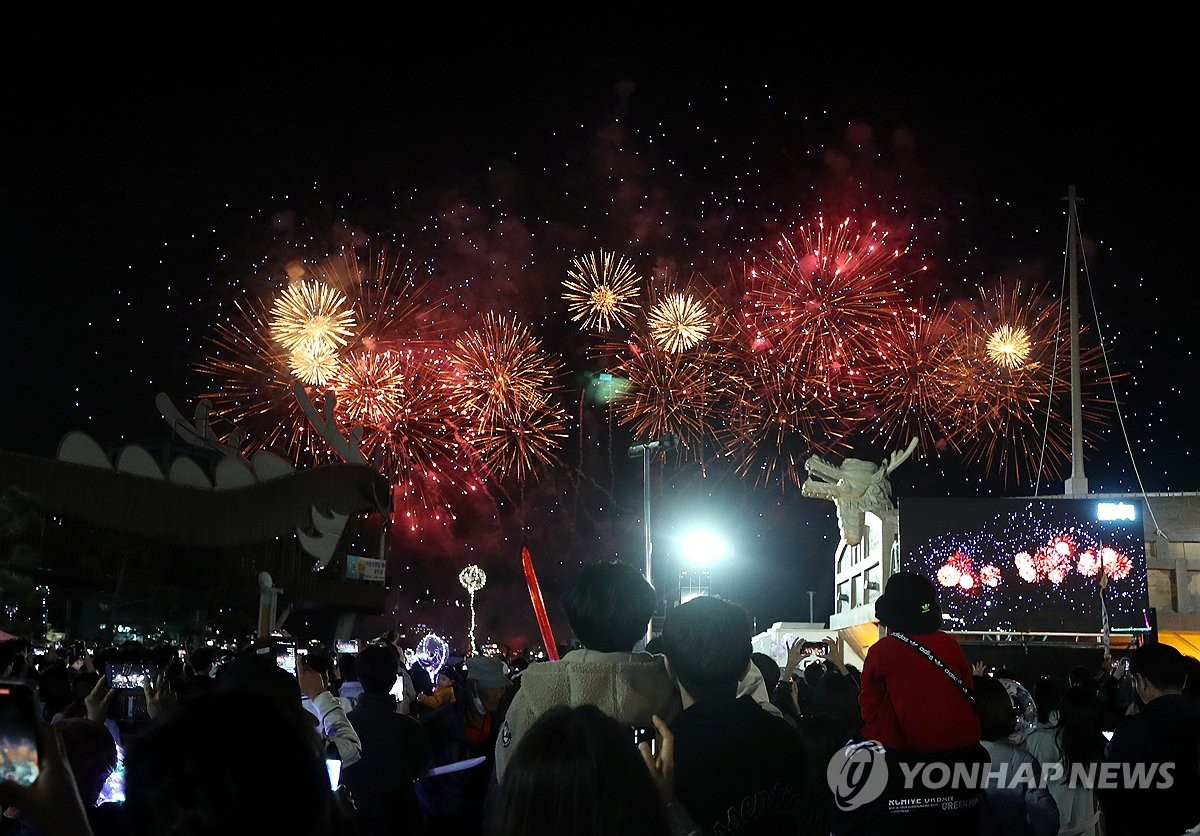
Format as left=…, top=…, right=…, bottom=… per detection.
left=890, top=632, right=975, bottom=705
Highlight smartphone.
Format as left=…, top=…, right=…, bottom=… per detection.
left=803, top=641, right=828, bottom=657
left=389, top=674, right=406, bottom=701
left=32, top=647, right=47, bottom=657
left=336, top=639, right=359, bottom=655
left=632, top=725, right=657, bottom=756
left=274, top=642, right=298, bottom=676
left=106, top=662, right=157, bottom=722
left=1102, top=731, right=1114, bottom=741
left=0, top=680, right=40, bottom=786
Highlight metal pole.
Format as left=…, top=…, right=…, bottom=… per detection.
left=807, top=590, right=815, bottom=624
left=1065, top=185, right=1089, bottom=497
left=643, top=449, right=652, bottom=587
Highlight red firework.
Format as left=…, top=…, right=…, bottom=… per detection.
left=745, top=215, right=916, bottom=396
left=858, top=302, right=966, bottom=455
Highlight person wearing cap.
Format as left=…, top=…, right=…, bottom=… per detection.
left=845, top=572, right=986, bottom=835
left=859, top=571, right=981, bottom=753
left=419, top=654, right=512, bottom=831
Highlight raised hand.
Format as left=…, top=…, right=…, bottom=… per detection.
left=84, top=677, right=114, bottom=723
left=143, top=672, right=177, bottom=720
left=639, top=714, right=675, bottom=804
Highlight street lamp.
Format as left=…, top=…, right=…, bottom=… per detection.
left=627, top=433, right=678, bottom=589
left=677, top=528, right=731, bottom=604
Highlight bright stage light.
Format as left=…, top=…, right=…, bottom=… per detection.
left=679, top=529, right=731, bottom=568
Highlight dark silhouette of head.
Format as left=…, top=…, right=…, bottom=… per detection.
left=1068, top=665, right=1093, bottom=689
left=1034, top=677, right=1063, bottom=724
left=563, top=561, right=656, bottom=652
left=751, top=652, right=781, bottom=693
left=1131, top=642, right=1188, bottom=694
left=357, top=642, right=400, bottom=696
left=974, top=675, right=1016, bottom=742
left=661, top=596, right=752, bottom=704
left=123, top=690, right=341, bottom=835
left=1055, top=685, right=1106, bottom=772
left=489, top=704, right=669, bottom=836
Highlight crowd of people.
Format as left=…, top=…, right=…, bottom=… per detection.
left=0, top=565, right=1198, bottom=835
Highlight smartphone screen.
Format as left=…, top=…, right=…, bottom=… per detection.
left=105, top=663, right=156, bottom=722
left=1102, top=731, right=1114, bottom=741
left=336, top=639, right=359, bottom=655
left=275, top=643, right=297, bottom=676
left=0, top=682, right=40, bottom=786
left=632, top=725, right=657, bottom=756
left=325, top=758, right=341, bottom=789
left=107, top=662, right=156, bottom=691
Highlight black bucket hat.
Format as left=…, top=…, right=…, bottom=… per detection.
left=875, top=572, right=944, bottom=634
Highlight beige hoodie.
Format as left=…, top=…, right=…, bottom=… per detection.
left=495, top=649, right=682, bottom=782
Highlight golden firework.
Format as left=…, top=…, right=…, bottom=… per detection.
left=563, top=251, right=641, bottom=331
left=334, top=350, right=405, bottom=425
left=269, top=279, right=357, bottom=355
left=449, top=314, right=560, bottom=425
left=288, top=343, right=341, bottom=387
left=986, top=325, right=1033, bottom=369
left=647, top=292, right=711, bottom=353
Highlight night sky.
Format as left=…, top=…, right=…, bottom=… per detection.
left=3, top=39, right=1195, bottom=648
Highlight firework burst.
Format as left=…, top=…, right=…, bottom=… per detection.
left=986, top=325, right=1033, bottom=369
left=949, top=282, right=1113, bottom=485
left=288, top=342, right=342, bottom=387
left=603, top=332, right=741, bottom=455
left=448, top=313, right=568, bottom=481
left=563, top=250, right=641, bottom=331
left=334, top=350, right=405, bottom=426
left=269, top=279, right=357, bottom=356
left=746, top=216, right=916, bottom=393
left=720, top=350, right=849, bottom=488
left=857, top=304, right=966, bottom=454
left=647, top=291, right=713, bottom=353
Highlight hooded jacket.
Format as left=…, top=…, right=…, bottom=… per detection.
left=494, top=649, right=682, bottom=782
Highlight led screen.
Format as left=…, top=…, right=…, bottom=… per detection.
left=899, top=498, right=1149, bottom=633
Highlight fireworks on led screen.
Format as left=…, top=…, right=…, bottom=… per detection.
left=901, top=499, right=1148, bottom=633
left=647, top=292, right=713, bottom=353
left=563, top=250, right=641, bottom=331
left=268, top=279, right=356, bottom=356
